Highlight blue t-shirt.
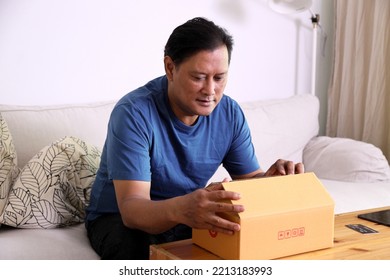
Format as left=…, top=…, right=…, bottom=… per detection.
left=86, top=76, right=260, bottom=222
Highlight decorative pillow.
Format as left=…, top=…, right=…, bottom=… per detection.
left=0, top=136, right=101, bottom=228
left=0, top=113, right=19, bottom=216
left=303, top=136, right=390, bottom=183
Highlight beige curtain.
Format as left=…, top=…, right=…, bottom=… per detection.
left=327, top=0, right=390, bottom=161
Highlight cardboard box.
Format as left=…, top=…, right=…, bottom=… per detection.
left=192, top=172, right=335, bottom=259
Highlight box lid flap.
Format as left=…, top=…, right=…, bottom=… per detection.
left=222, top=172, right=334, bottom=219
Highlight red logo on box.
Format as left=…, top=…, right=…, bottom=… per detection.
left=209, top=230, right=218, bottom=238
left=278, top=227, right=305, bottom=240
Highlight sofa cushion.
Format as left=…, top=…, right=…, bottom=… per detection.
left=0, top=101, right=115, bottom=168
left=303, top=136, right=390, bottom=183
left=0, top=113, right=19, bottom=215
left=0, top=223, right=99, bottom=259
left=0, top=136, right=101, bottom=228
left=241, top=94, right=319, bottom=170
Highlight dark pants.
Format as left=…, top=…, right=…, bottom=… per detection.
left=86, top=214, right=192, bottom=260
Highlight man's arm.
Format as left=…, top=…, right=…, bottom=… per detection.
left=231, top=159, right=304, bottom=180
left=114, top=180, right=245, bottom=235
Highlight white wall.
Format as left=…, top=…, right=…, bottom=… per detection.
left=0, top=0, right=333, bottom=133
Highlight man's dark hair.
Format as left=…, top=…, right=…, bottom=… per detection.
left=164, top=17, right=234, bottom=66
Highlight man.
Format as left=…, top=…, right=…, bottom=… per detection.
left=86, top=17, right=304, bottom=259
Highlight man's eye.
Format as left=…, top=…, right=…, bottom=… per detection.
left=193, top=76, right=205, bottom=81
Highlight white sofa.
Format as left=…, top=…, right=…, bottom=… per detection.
left=1, top=94, right=389, bottom=260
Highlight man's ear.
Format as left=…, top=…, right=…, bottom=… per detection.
left=164, top=56, right=175, bottom=81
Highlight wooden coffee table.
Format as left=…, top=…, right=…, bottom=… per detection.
left=150, top=207, right=390, bottom=260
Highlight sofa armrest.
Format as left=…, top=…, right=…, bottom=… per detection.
left=303, top=136, right=390, bottom=183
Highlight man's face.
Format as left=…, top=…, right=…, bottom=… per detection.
left=165, top=45, right=229, bottom=126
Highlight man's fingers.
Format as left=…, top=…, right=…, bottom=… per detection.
left=295, top=162, right=305, bottom=174
left=207, top=189, right=241, bottom=201
left=213, top=201, right=244, bottom=213
left=206, top=182, right=223, bottom=191
left=206, top=219, right=241, bottom=235
left=268, top=159, right=305, bottom=176
left=206, top=178, right=231, bottom=191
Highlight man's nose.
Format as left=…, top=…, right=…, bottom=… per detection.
left=203, top=78, right=216, bottom=95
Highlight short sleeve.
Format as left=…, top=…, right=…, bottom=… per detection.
left=222, top=104, right=260, bottom=176
left=106, top=104, right=152, bottom=181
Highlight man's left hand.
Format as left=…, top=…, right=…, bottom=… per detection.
left=264, top=159, right=304, bottom=176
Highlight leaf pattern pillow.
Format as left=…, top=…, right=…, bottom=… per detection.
left=0, top=136, right=101, bottom=228
left=0, top=113, right=19, bottom=216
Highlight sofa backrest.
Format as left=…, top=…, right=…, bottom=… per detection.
left=241, top=94, right=319, bottom=171
left=1, top=94, right=319, bottom=171
left=0, top=101, right=116, bottom=168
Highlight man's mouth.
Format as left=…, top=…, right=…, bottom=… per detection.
left=197, top=98, right=215, bottom=106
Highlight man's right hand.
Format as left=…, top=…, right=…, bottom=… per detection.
left=174, top=185, right=244, bottom=235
